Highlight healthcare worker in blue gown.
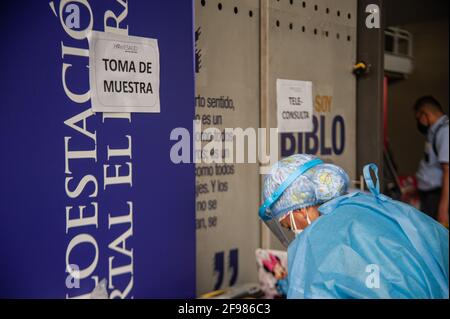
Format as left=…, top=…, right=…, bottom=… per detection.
left=259, top=154, right=449, bottom=299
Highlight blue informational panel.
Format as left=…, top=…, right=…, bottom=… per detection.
left=0, top=1, right=195, bottom=298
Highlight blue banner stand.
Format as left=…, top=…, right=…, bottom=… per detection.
left=0, top=0, right=195, bottom=298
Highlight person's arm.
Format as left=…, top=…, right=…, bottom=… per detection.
left=438, top=163, right=449, bottom=226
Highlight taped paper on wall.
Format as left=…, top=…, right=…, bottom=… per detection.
left=88, top=31, right=160, bottom=113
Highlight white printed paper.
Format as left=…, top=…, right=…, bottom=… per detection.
left=88, top=31, right=160, bottom=113
left=276, top=79, right=313, bottom=133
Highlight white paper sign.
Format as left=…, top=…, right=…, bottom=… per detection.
left=276, top=79, right=313, bottom=133
left=88, top=31, right=160, bottom=113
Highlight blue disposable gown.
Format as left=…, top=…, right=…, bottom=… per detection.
left=287, top=191, right=449, bottom=299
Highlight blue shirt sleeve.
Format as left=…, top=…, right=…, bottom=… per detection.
left=436, top=125, right=449, bottom=164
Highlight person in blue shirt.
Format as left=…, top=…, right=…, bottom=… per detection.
left=414, top=96, right=449, bottom=226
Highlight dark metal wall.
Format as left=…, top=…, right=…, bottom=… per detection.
left=385, top=0, right=449, bottom=26
left=356, top=0, right=385, bottom=185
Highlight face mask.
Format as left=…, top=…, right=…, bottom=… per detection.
left=290, top=212, right=302, bottom=236
left=416, top=121, right=429, bottom=135
left=290, top=210, right=311, bottom=237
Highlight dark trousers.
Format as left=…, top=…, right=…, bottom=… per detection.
left=419, top=188, right=442, bottom=220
